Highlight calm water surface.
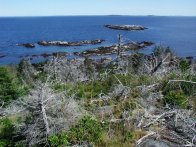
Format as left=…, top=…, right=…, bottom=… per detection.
left=0, top=16, right=196, bottom=65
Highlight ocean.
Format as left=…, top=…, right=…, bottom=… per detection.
left=0, top=16, right=196, bottom=65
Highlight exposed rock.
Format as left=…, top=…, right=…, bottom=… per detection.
left=38, top=41, right=69, bottom=46
left=105, top=24, right=148, bottom=31
left=0, top=54, right=6, bottom=58
left=74, top=41, right=154, bottom=57
left=74, top=45, right=117, bottom=57
left=38, top=39, right=105, bottom=47
left=17, top=43, right=35, bottom=48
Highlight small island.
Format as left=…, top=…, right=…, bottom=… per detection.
left=105, top=24, right=148, bottom=31
left=38, top=39, right=105, bottom=47
left=17, top=43, right=35, bottom=48
left=74, top=41, right=154, bottom=57
left=17, top=39, right=105, bottom=48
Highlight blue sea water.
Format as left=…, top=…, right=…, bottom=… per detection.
left=0, top=16, right=196, bottom=65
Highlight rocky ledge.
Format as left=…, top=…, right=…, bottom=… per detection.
left=0, top=53, right=6, bottom=58
left=105, top=25, right=147, bottom=31
left=38, top=39, right=105, bottom=46
left=17, top=43, right=35, bottom=48
left=74, top=41, right=154, bottom=57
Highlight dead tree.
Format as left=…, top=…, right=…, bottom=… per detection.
left=117, top=34, right=122, bottom=56
left=22, top=83, right=84, bottom=146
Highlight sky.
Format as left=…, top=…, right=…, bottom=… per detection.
left=0, top=0, right=196, bottom=17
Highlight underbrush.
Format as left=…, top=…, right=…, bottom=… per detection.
left=0, top=66, right=29, bottom=104
left=0, top=48, right=196, bottom=146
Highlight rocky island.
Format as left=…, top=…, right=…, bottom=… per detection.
left=105, top=24, right=148, bottom=31
left=74, top=41, right=154, bottom=56
left=38, top=39, right=105, bottom=47
left=0, top=53, right=6, bottom=58
left=17, top=43, right=36, bottom=48
left=17, top=39, right=105, bottom=48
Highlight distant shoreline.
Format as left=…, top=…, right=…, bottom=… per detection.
left=0, top=15, right=196, bottom=18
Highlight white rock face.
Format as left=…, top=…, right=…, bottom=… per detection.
left=105, top=24, right=148, bottom=31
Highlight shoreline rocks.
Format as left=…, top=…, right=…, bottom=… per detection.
left=17, top=43, right=35, bottom=48
left=38, top=39, right=105, bottom=47
left=105, top=25, right=148, bottom=31
left=17, top=39, right=105, bottom=48
left=0, top=54, right=6, bottom=58
left=74, top=41, right=154, bottom=57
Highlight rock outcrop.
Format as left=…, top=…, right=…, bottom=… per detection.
left=17, top=39, right=104, bottom=48
left=17, top=43, right=35, bottom=48
left=74, top=41, right=154, bottom=57
left=0, top=54, right=6, bottom=58
left=38, top=39, right=105, bottom=46
left=105, top=25, right=147, bottom=31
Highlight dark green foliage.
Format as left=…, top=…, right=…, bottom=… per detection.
left=179, top=60, right=191, bottom=72
left=0, top=118, right=15, bottom=147
left=162, top=74, right=196, bottom=109
left=0, top=118, right=14, bottom=138
left=76, top=74, right=152, bottom=99
left=153, top=46, right=173, bottom=58
left=84, top=58, right=94, bottom=71
left=124, top=132, right=134, bottom=141
left=163, top=73, right=196, bottom=96
left=114, top=74, right=152, bottom=88
left=53, top=83, right=71, bottom=92
left=49, top=116, right=106, bottom=146
left=164, top=90, right=188, bottom=108
left=0, top=67, right=28, bottom=103
left=67, top=116, right=106, bottom=144
left=153, top=46, right=166, bottom=57
left=18, top=59, right=47, bottom=83
left=0, top=67, right=17, bottom=102
left=165, top=47, right=173, bottom=54
left=76, top=79, right=112, bottom=99
left=0, top=139, right=11, bottom=147
left=0, top=118, right=26, bottom=147
left=49, top=133, right=69, bottom=146
left=181, top=82, right=196, bottom=96
left=129, top=53, right=144, bottom=73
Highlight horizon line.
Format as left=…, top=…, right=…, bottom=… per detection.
left=0, top=14, right=196, bottom=18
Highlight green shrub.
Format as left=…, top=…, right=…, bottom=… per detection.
left=49, top=116, right=106, bottom=146
left=0, top=118, right=15, bottom=147
left=164, top=90, right=188, bottom=108
left=76, top=80, right=112, bottom=99
left=181, top=75, right=196, bottom=95
left=0, top=118, right=14, bottom=138
left=67, top=116, right=106, bottom=144
left=163, top=74, right=196, bottom=96
left=179, top=60, right=190, bottom=72
left=0, top=139, right=12, bottom=147
left=49, top=133, right=69, bottom=146
left=53, top=83, right=74, bottom=93
left=124, top=132, right=133, bottom=141
left=114, top=74, right=152, bottom=88
left=0, top=67, right=28, bottom=103
left=129, top=53, right=144, bottom=73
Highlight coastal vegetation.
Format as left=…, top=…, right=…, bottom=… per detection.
left=0, top=46, right=196, bottom=147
